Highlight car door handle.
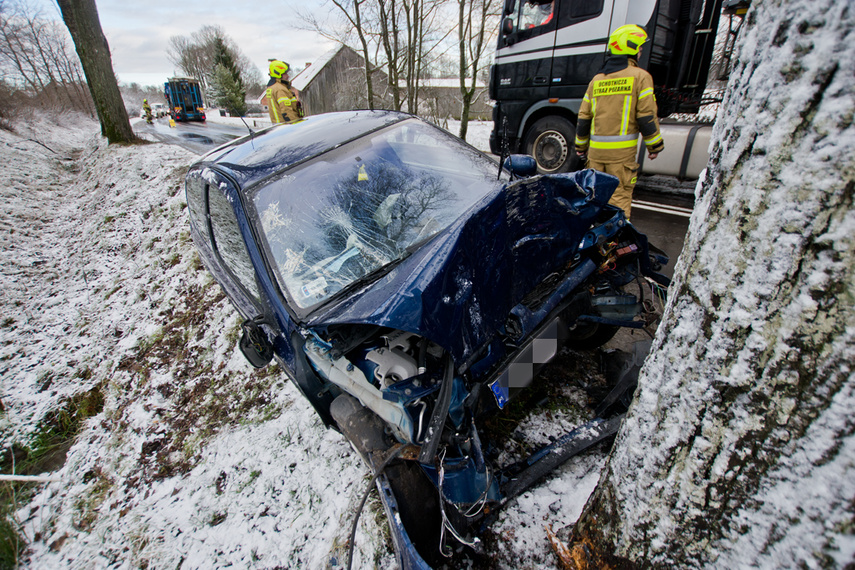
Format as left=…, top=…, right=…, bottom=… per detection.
left=533, top=76, right=548, bottom=85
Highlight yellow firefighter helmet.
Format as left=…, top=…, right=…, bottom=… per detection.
left=608, top=24, right=649, bottom=56
left=269, top=60, right=289, bottom=79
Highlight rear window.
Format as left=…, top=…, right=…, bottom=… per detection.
left=251, top=119, right=505, bottom=310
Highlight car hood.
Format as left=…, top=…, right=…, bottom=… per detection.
left=305, top=169, right=618, bottom=366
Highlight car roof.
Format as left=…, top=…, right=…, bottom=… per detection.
left=194, top=110, right=410, bottom=189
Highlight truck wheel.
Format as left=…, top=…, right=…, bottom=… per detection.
left=523, top=116, right=581, bottom=174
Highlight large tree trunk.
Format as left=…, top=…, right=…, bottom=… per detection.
left=572, top=0, right=855, bottom=567
left=56, top=0, right=135, bottom=143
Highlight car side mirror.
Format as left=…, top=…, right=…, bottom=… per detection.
left=504, top=154, right=538, bottom=177
left=502, top=17, right=515, bottom=36
left=239, top=316, right=274, bottom=368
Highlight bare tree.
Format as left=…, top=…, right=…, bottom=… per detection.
left=298, top=0, right=454, bottom=114
left=332, top=0, right=376, bottom=109
left=377, top=0, right=402, bottom=109
left=167, top=34, right=209, bottom=89
left=167, top=25, right=262, bottom=99
left=55, top=0, right=134, bottom=142
left=0, top=1, right=92, bottom=113
left=456, top=0, right=496, bottom=140
left=561, top=0, right=855, bottom=567
left=399, top=0, right=450, bottom=114
left=55, top=0, right=132, bottom=142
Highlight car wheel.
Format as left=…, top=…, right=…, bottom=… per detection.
left=523, top=116, right=582, bottom=174
left=566, top=321, right=620, bottom=350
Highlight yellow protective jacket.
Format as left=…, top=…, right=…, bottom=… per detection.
left=575, top=58, right=664, bottom=163
left=267, top=79, right=300, bottom=124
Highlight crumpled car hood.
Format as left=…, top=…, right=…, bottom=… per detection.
left=306, top=169, right=618, bottom=365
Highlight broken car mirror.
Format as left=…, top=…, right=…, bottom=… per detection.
left=239, top=317, right=274, bottom=368
left=504, top=154, right=538, bottom=177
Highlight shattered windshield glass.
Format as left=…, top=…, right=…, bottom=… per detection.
left=252, top=119, right=505, bottom=310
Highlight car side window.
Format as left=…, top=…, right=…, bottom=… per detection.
left=185, top=174, right=208, bottom=243
left=208, top=184, right=262, bottom=304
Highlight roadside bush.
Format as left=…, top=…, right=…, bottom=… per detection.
left=0, top=388, right=105, bottom=568
left=0, top=83, right=31, bottom=132
left=0, top=81, right=96, bottom=131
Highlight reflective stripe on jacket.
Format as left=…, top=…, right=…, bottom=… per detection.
left=267, top=80, right=300, bottom=124
left=575, top=59, right=664, bottom=163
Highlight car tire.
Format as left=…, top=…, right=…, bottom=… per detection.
left=523, top=116, right=582, bottom=174
left=566, top=321, right=620, bottom=350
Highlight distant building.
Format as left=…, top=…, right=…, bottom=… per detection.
left=291, top=45, right=383, bottom=116
left=413, top=78, right=493, bottom=121
left=277, top=44, right=492, bottom=122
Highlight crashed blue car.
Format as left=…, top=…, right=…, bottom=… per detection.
left=185, top=111, right=669, bottom=568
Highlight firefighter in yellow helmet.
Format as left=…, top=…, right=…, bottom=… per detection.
left=266, top=60, right=301, bottom=124
left=142, top=99, right=153, bottom=124
left=574, top=24, right=664, bottom=219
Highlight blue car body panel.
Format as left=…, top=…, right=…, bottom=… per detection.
left=305, top=169, right=618, bottom=366
left=191, top=111, right=619, bottom=368
left=186, top=110, right=667, bottom=569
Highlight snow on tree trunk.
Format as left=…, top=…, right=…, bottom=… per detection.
left=573, top=0, right=855, bottom=567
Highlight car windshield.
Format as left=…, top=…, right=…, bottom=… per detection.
left=252, top=119, right=505, bottom=310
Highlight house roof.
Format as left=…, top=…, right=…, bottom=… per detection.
left=291, top=46, right=345, bottom=91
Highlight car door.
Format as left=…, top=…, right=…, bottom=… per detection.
left=548, top=0, right=616, bottom=100
left=494, top=0, right=558, bottom=103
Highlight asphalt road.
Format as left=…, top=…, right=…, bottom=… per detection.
left=134, top=116, right=250, bottom=154
left=630, top=185, right=693, bottom=280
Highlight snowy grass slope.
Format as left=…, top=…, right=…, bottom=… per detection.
left=1, top=116, right=393, bottom=568
left=1, top=115, right=605, bottom=569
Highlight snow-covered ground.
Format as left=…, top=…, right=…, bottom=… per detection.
left=1, top=113, right=613, bottom=569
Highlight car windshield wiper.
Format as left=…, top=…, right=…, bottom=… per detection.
left=405, top=229, right=445, bottom=253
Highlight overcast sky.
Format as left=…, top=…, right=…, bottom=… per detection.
left=32, top=0, right=337, bottom=86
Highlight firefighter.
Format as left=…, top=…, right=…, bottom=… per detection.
left=574, top=24, right=664, bottom=220
left=266, top=60, right=300, bottom=124
left=142, top=99, right=153, bottom=124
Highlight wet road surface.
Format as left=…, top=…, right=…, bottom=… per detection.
left=631, top=185, right=694, bottom=280
left=134, top=117, right=251, bottom=154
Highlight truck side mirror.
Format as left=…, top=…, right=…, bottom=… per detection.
left=502, top=17, right=515, bottom=36
left=239, top=317, right=274, bottom=368
left=503, top=0, right=515, bottom=16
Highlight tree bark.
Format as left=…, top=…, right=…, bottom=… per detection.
left=56, top=0, right=135, bottom=143
left=458, top=0, right=469, bottom=139
left=572, top=0, right=855, bottom=567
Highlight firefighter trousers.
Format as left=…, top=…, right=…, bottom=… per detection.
left=586, top=159, right=639, bottom=220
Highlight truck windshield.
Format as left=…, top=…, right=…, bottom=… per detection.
left=251, top=119, right=506, bottom=310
